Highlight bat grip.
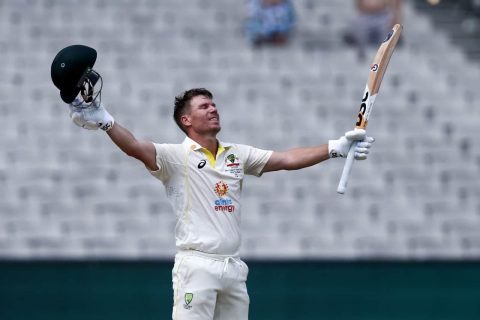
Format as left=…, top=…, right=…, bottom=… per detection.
left=336, top=141, right=357, bottom=194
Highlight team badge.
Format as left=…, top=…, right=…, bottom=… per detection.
left=225, top=153, right=240, bottom=167
left=184, top=293, right=193, bottom=310
left=224, top=153, right=242, bottom=177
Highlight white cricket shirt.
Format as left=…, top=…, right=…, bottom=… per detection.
left=150, top=137, right=272, bottom=256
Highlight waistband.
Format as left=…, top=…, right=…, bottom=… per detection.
left=176, top=249, right=240, bottom=262
left=176, top=250, right=246, bottom=279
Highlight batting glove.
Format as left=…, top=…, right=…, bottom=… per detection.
left=328, top=128, right=375, bottom=160
left=68, top=99, right=114, bottom=132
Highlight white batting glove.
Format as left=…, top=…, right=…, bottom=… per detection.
left=328, top=128, right=375, bottom=160
left=68, top=99, right=114, bottom=132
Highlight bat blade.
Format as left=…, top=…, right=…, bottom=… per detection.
left=337, top=24, right=403, bottom=195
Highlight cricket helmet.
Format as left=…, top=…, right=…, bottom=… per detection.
left=51, top=44, right=100, bottom=104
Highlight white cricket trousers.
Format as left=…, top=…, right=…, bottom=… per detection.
left=172, top=250, right=250, bottom=320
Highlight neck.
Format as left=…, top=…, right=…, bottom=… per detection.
left=188, top=133, right=218, bottom=156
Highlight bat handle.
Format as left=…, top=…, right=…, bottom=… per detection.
left=336, top=141, right=357, bottom=194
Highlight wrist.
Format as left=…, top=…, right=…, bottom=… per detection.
left=328, top=139, right=342, bottom=158
left=99, top=111, right=114, bottom=131
left=96, top=102, right=114, bottom=131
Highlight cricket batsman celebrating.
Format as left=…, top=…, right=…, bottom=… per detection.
left=51, top=45, right=375, bottom=320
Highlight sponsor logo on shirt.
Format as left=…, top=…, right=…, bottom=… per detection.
left=214, top=181, right=229, bottom=196
left=213, top=181, right=235, bottom=213
left=198, top=159, right=206, bottom=169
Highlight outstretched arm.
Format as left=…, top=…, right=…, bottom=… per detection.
left=263, top=145, right=329, bottom=172
left=263, top=129, right=374, bottom=173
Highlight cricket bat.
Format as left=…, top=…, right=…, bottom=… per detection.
left=337, top=24, right=403, bottom=194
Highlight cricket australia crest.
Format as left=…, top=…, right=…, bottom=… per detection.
left=184, top=293, right=193, bottom=310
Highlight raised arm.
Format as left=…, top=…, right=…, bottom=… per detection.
left=263, top=129, right=374, bottom=173
left=107, top=123, right=158, bottom=171
left=68, top=99, right=158, bottom=171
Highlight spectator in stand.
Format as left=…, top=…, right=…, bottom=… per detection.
left=245, top=0, right=296, bottom=47
left=344, top=0, right=403, bottom=59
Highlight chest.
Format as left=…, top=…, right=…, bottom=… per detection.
left=189, top=149, right=244, bottom=180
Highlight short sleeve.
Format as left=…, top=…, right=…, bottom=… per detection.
left=149, top=143, right=173, bottom=182
left=240, top=145, right=273, bottom=177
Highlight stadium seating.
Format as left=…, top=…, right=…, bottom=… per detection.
left=0, top=0, right=479, bottom=259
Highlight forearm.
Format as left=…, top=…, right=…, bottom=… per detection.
left=106, top=122, right=139, bottom=157
left=106, top=122, right=158, bottom=170
left=263, top=144, right=330, bottom=172
left=263, top=129, right=374, bottom=173
left=281, top=145, right=330, bottom=170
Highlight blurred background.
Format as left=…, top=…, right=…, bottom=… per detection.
left=1, top=0, right=480, bottom=319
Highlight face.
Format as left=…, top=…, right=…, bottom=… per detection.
left=182, top=95, right=221, bottom=135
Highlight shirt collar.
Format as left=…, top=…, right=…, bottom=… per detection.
left=182, top=136, right=232, bottom=152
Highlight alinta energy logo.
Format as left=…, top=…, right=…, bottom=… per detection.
left=213, top=181, right=235, bottom=213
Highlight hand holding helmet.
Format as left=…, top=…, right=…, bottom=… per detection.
left=51, top=44, right=113, bottom=131
left=69, top=98, right=114, bottom=131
